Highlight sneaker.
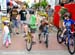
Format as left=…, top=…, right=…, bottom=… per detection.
left=9, top=41, right=11, bottom=45
left=16, top=32, right=19, bottom=34
left=39, top=41, right=42, bottom=43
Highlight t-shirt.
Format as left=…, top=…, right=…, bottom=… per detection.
left=39, top=24, right=48, bottom=32
left=47, top=8, right=54, bottom=17
left=7, top=7, right=11, bottom=13
left=64, top=19, right=74, bottom=28
left=4, top=26, right=9, bottom=34
left=19, top=10, right=27, bottom=20
left=60, top=7, right=68, bottom=20
left=29, top=15, right=37, bottom=29
left=10, top=9, right=18, bottom=20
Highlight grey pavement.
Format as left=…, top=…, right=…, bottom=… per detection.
left=0, top=50, right=72, bottom=55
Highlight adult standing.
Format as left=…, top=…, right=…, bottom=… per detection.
left=46, top=5, right=54, bottom=24
left=46, top=5, right=54, bottom=31
left=19, top=5, right=27, bottom=34
left=10, top=6, right=19, bottom=34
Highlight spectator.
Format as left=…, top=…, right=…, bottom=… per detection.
left=46, top=5, right=54, bottom=24
left=9, top=6, right=19, bottom=34
left=59, top=3, right=68, bottom=29
left=19, top=5, right=27, bottom=34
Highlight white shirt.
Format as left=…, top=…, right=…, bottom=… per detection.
left=4, top=26, right=9, bottom=34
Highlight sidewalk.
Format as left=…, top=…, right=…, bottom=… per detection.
left=0, top=50, right=70, bottom=55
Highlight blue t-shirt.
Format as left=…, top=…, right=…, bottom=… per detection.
left=64, top=19, right=74, bottom=28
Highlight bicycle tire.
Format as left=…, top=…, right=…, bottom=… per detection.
left=57, top=29, right=63, bottom=44
left=67, top=34, right=75, bottom=54
left=45, top=33, right=48, bottom=48
left=26, top=34, right=32, bottom=51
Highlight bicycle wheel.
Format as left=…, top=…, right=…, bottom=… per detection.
left=57, top=29, right=63, bottom=44
left=67, top=35, right=75, bottom=54
left=45, top=33, right=48, bottom=48
left=26, top=35, right=32, bottom=51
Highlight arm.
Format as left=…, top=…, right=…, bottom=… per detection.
left=63, top=21, right=66, bottom=28
left=16, top=14, right=20, bottom=20
left=36, top=15, right=39, bottom=25
left=16, top=11, right=21, bottom=20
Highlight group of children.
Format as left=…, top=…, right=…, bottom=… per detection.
left=2, top=12, right=50, bottom=48
left=2, top=4, right=75, bottom=48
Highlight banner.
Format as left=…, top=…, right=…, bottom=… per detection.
left=53, top=5, right=61, bottom=28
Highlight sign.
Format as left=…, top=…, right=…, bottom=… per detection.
left=1, top=0, right=7, bottom=10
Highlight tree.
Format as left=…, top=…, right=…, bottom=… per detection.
left=32, top=0, right=48, bottom=9
left=40, top=0, right=48, bottom=8
left=24, top=2, right=29, bottom=8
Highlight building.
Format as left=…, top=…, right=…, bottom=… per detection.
left=55, top=0, right=75, bottom=5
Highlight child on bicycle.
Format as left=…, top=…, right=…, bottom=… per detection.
left=61, top=14, right=75, bottom=37
left=24, top=10, right=38, bottom=44
left=2, top=20, right=11, bottom=47
left=39, top=17, right=49, bottom=43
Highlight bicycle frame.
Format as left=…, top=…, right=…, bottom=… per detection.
left=27, top=32, right=32, bottom=42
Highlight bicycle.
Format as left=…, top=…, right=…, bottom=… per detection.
left=67, top=25, right=75, bottom=54
left=26, top=31, right=33, bottom=51
left=57, top=26, right=75, bottom=54
left=25, top=24, right=36, bottom=51
left=57, top=28, right=63, bottom=44
left=38, top=25, right=49, bottom=48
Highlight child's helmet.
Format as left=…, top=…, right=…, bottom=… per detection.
left=3, top=20, right=10, bottom=25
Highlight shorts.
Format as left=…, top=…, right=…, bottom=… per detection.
left=12, top=19, right=18, bottom=28
left=39, top=25, right=49, bottom=33
left=48, top=16, right=53, bottom=23
left=20, top=20, right=27, bottom=24
left=30, top=28, right=36, bottom=33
